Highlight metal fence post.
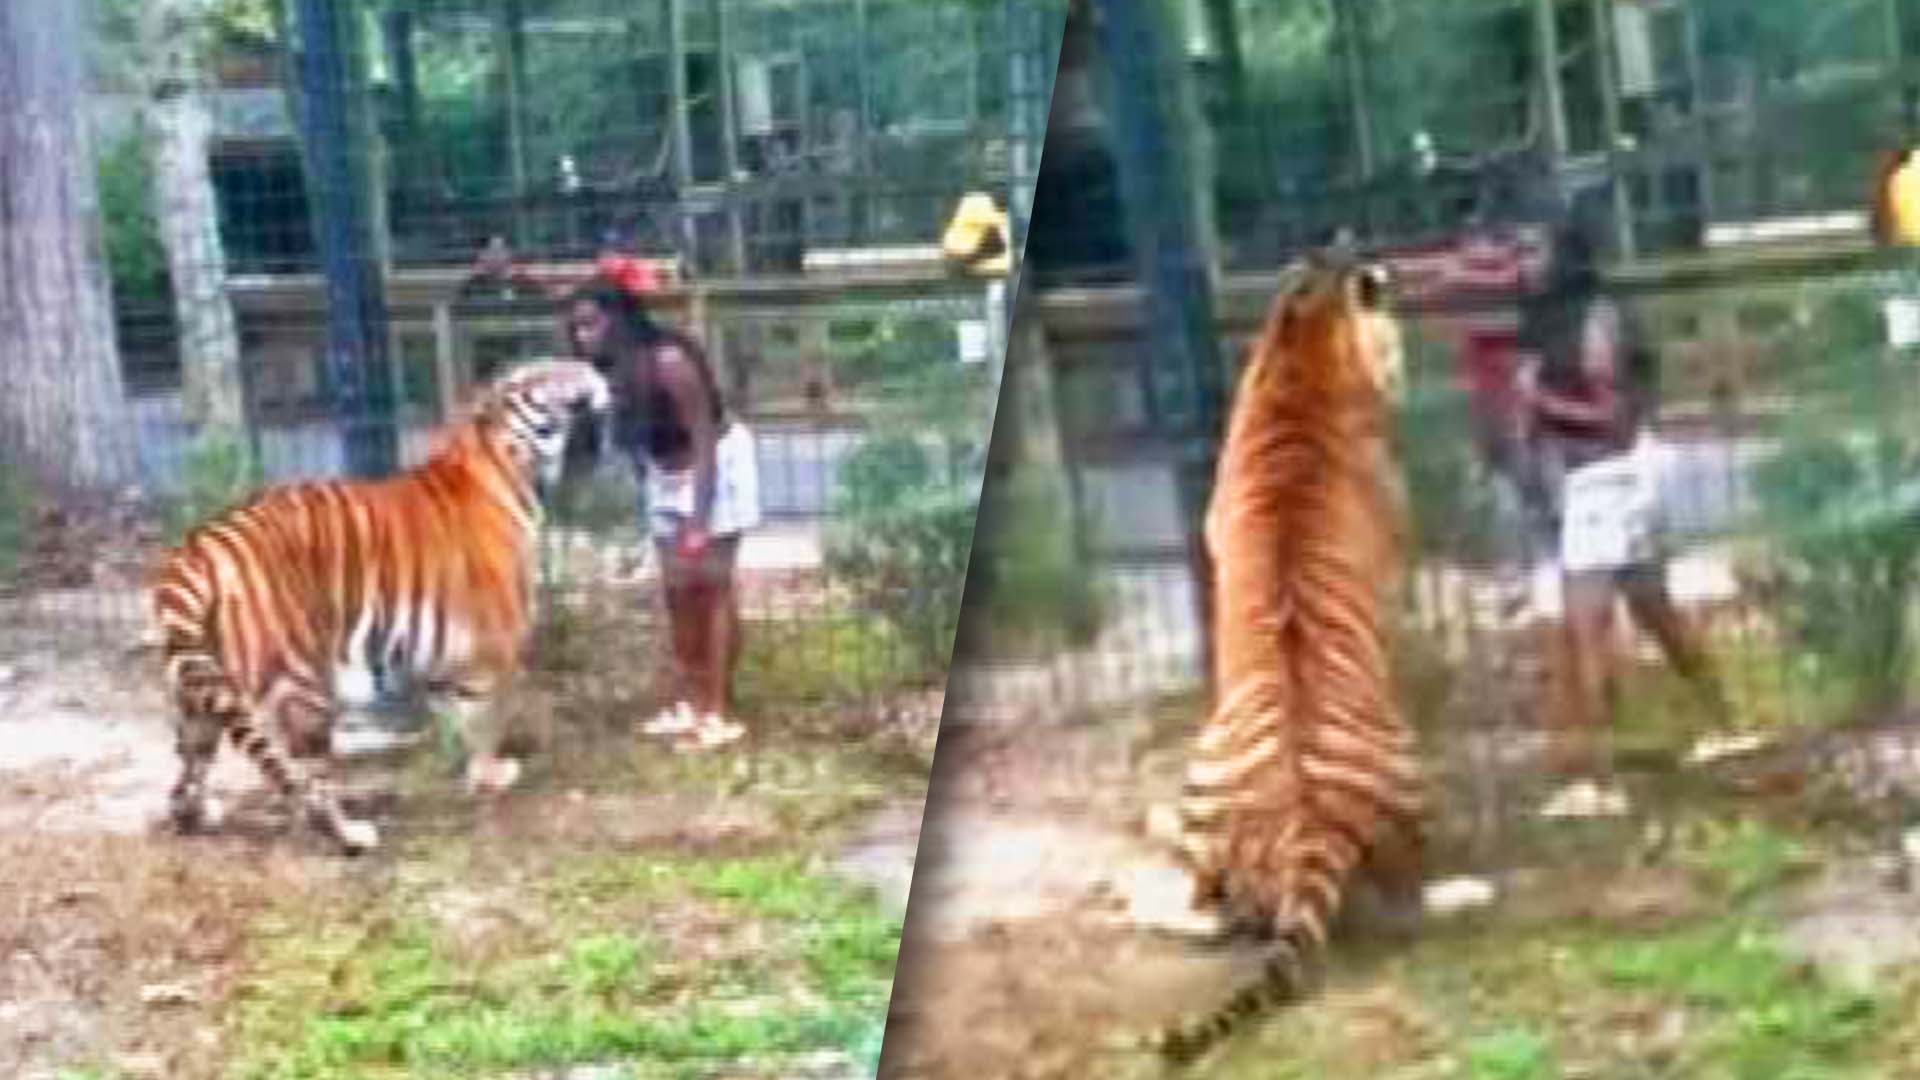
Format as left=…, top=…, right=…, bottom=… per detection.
left=1093, top=0, right=1227, bottom=692
left=294, top=0, right=399, bottom=480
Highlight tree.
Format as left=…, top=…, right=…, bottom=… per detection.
left=134, top=0, right=247, bottom=433
left=0, top=0, right=136, bottom=493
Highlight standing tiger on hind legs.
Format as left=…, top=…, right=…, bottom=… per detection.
left=1139, top=252, right=1428, bottom=1065
left=146, top=360, right=613, bottom=855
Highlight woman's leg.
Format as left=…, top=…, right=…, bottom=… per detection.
left=657, top=537, right=705, bottom=712
left=701, top=536, right=743, bottom=717
left=1619, top=563, right=1732, bottom=724
left=1555, top=571, right=1617, bottom=775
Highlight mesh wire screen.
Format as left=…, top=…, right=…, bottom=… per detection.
left=952, top=0, right=1920, bottom=853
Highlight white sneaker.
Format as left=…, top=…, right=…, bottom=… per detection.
left=641, top=701, right=699, bottom=737
left=1538, top=778, right=1631, bottom=820
left=694, top=712, right=746, bottom=749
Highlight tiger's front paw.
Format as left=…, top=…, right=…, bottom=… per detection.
left=465, top=755, right=523, bottom=797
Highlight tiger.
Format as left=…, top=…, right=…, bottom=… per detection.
left=145, top=359, right=612, bottom=855
left=1156, top=252, right=1424, bottom=1064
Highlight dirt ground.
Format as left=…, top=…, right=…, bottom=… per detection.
left=878, top=686, right=1920, bottom=1080
left=0, top=607, right=935, bottom=1080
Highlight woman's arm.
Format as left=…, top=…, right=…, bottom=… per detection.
left=656, top=344, right=719, bottom=537
left=1528, top=381, right=1620, bottom=429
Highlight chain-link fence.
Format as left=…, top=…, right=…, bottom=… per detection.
left=949, top=0, right=1920, bottom=853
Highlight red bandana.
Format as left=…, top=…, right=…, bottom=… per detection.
left=597, top=254, right=660, bottom=297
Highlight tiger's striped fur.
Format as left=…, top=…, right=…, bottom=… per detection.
left=1159, top=254, right=1423, bottom=1063
left=146, top=359, right=611, bottom=855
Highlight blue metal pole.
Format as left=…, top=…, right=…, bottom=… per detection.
left=294, top=0, right=398, bottom=480
left=1092, top=0, right=1226, bottom=684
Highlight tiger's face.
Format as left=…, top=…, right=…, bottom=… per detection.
left=1273, top=254, right=1406, bottom=406
left=486, top=359, right=614, bottom=495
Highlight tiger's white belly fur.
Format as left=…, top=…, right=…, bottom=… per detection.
left=330, top=604, right=477, bottom=708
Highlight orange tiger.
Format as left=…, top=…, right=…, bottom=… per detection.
left=1159, top=253, right=1422, bottom=1062
left=145, top=359, right=611, bottom=855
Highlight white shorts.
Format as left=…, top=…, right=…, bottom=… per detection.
left=644, top=421, right=763, bottom=541
left=1559, top=451, right=1657, bottom=574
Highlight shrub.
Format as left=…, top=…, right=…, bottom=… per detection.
left=0, top=465, right=32, bottom=579
left=959, top=465, right=1107, bottom=658
left=162, top=428, right=263, bottom=543
left=822, top=432, right=976, bottom=681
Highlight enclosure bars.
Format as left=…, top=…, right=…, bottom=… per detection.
left=1092, top=0, right=1229, bottom=691
left=294, top=0, right=399, bottom=480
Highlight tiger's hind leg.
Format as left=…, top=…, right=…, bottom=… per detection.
left=168, top=707, right=227, bottom=834
left=235, top=682, right=380, bottom=854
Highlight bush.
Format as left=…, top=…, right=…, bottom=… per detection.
left=822, top=432, right=977, bottom=681
left=162, top=428, right=263, bottom=543
left=96, top=126, right=170, bottom=311
left=959, top=466, right=1107, bottom=658
left=0, top=465, right=32, bottom=579
left=1391, top=337, right=1506, bottom=566
left=1748, top=282, right=1920, bottom=721
left=1750, top=426, right=1920, bottom=721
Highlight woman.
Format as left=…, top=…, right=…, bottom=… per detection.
left=565, top=265, right=759, bottom=748
left=1518, top=216, right=1730, bottom=801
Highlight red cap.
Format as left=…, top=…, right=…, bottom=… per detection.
left=596, top=253, right=660, bottom=297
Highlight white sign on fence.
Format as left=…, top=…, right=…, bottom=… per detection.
left=1886, top=296, right=1920, bottom=348
left=958, top=319, right=990, bottom=366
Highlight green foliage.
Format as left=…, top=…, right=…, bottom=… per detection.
left=1749, top=289, right=1920, bottom=721
left=162, top=428, right=263, bottom=544
left=823, top=431, right=977, bottom=680
left=1459, top=1026, right=1556, bottom=1080
left=0, top=466, right=31, bottom=580
left=1593, top=922, right=1880, bottom=1075
left=235, top=853, right=900, bottom=1079
left=820, top=315, right=989, bottom=681
left=962, top=466, right=1106, bottom=658
left=1392, top=337, right=1506, bottom=566
left=738, top=612, right=929, bottom=705
left=95, top=126, right=171, bottom=311
left=1678, top=818, right=1813, bottom=901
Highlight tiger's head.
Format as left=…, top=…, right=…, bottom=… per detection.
left=478, top=359, right=614, bottom=496
left=1263, top=250, right=1406, bottom=408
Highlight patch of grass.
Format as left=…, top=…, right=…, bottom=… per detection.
left=1676, top=817, right=1815, bottom=900
left=1460, top=1025, right=1556, bottom=1080
left=737, top=612, right=931, bottom=706
left=1589, top=922, right=1879, bottom=1077
left=232, top=852, right=901, bottom=1079
left=1210, top=829, right=1887, bottom=1080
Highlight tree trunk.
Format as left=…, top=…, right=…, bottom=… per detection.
left=138, top=0, right=246, bottom=433
left=0, top=0, right=136, bottom=493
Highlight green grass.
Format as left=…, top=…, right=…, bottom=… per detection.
left=1459, top=1026, right=1556, bottom=1080
left=737, top=612, right=933, bottom=707
left=1204, top=835, right=1897, bottom=1080
left=230, top=854, right=900, bottom=1080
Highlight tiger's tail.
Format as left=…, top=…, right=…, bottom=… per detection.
left=1152, top=925, right=1320, bottom=1066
